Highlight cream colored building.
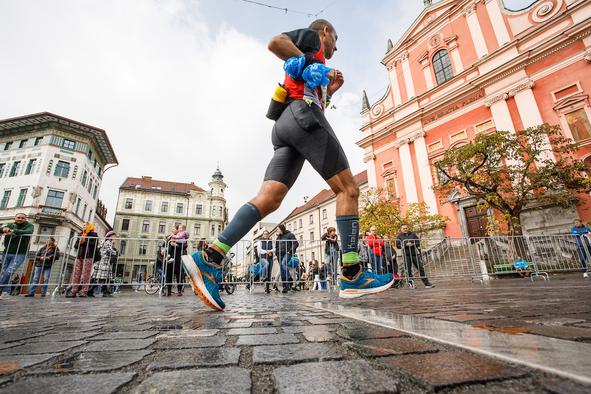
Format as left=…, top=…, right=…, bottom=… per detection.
left=0, top=112, right=117, bottom=286
left=113, top=168, right=227, bottom=281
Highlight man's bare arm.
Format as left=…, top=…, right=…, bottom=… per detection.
left=267, top=34, right=303, bottom=61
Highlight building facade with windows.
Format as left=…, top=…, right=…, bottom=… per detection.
left=0, top=112, right=117, bottom=249
left=359, top=0, right=591, bottom=237
left=113, top=170, right=228, bottom=281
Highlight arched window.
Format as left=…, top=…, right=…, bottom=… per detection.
left=433, top=49, right=453, bottom=85
left=584, top=156, right=591, bottom=172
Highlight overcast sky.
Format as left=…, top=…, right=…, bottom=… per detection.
left=0, top=0, right=532, bottom=225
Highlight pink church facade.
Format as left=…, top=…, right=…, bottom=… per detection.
left=359, top=0, right=591, bottom=237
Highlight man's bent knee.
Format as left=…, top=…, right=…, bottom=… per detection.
left=346, top=184, right=360, bottom=200
left=251, top=181, right=288, bottom=217
left=335, top=182, right=359, bottom=200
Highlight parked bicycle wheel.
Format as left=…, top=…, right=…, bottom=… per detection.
left=224, top=273, right=236, bottom=295
left=145, top=276, right=161, bottom=295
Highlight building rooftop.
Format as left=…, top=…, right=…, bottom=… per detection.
left=120, top=176, right=206, bottom=195
left=284, top=171, right=368, bottom=220
left=0, top=112, right=118, bottom=165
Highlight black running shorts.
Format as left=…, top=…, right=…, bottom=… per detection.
left=263, top=100, right=350, bottom=188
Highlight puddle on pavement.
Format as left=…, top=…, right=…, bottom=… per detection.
left=0, top=362, right=20, bottom=375
left=472, top=322, right=530, bottom=335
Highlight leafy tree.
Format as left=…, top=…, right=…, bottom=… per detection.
left=433, top=124, right=590, bottom=236
left=359, top=188, right=448, bottom=238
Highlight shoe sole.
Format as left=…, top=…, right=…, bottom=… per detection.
left=338, top=278, right=395, bottom=299
left=181, top=255, right=224, bottom=312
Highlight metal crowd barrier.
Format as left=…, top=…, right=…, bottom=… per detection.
left=0, top=233, right=73, bottom=297
left=245, top=239, right=330, bottom=293
left=2, top=232, right=590, bottom=298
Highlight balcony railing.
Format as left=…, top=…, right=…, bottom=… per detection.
left=39, top=205, right=66, bottom=216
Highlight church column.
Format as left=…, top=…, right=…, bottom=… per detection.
left=387, top=63, right=403, bottom=107
left=399, top=51, right=416, bottom=99
left=484, top=0, right=511, bottom=46
left=364, top=152, right=378, bottom=189
left=447, top=36, right=464, bottom=73
left=511, top=80, right=556, bottom=162
left=397, top=141, right=419, bottom=204
left=463, top=2, right=488, bottom=58
left=420, top=56, right=435, bottom=91
left=412, top=134, right=439, bottom=213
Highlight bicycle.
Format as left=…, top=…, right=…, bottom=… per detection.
left=145, top=270, right=164, bottom=295
left=222, top=272, right=237, bottom=295
left=221, top=253, right=236, bottom=295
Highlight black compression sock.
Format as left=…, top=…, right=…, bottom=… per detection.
left=205, top=247, right=224, bottom=265
left=342, top=264, right=361, bottom=280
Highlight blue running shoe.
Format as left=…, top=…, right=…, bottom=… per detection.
left=182, top=252, right=225, bottom=311
left=339, top=270, right=394, bottom=299
left=377, top=272, right=394, bottom=285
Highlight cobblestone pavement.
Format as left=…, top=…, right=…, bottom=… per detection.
left=0, top=275, right=590, bottom=393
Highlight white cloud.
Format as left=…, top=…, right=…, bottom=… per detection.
left=0, top=0, right=366, bottom=229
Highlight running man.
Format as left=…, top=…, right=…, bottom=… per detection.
left=182, top=19, right=394, bottom=311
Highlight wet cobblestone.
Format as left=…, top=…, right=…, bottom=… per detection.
left=0, top=277, right=590, bottom=393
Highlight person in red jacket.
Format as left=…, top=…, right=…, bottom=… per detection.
left=367, top=226, right=385, bottom=274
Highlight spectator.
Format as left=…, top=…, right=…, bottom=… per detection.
left=275, top=224, right=298, bottom=293
left=66, top=222, right=99, bottom=298
left=319, top=261, right=328, bottom=290
left=135, top=271, right=143, bottom=292
left=367, top=226, right=385, bottom=274
left=246, top=254, right=268, bottom=290
left=571, top=219, right=591, bottom=278
left=512, top=255, right=531, bottom=278
left=0, top=213, right=34, bottom=298
left=173, top=224, right=189, bottom=295
left=25, top=237, right=60, bottom=298
left=306, top=260, right=314, bottom=290
left=311, top=260, right=322, bottom=291
left=383, top=239, right=398, bottom=275
left=164, top=226, right=183, bottom=296
left=396, top=224, right=434, bottom=289
left=196, top=238, right=208, bottom=252
left=155, top=243, right=165, bottom=283
left=88, top=230, right=117, bottom=297
left=298, top=261, right=307, bottom=290
left=174, top=224, right=190, bottom=249
left=287, top=254, right=301, bottom=291
left=321, top=227, right=339, bottom=285
left=357, top=235, right=369, bottom=272
left=113, top=276, right=123, bottom=294
left=258, top=230, right=274, bottom=293
left=109, top=245, right=119, bottom=290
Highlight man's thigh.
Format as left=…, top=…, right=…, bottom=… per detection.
left=14, top=254, right=26, bottom=267
left=4, top=254, right=19, bottom=272
left=275, top=101, right=350, bottom=182
left=4, top=254, right=16, bottom=266
left=263, top=146, right=305, bottom=189
left=295, top=109, right=350, bottom=180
